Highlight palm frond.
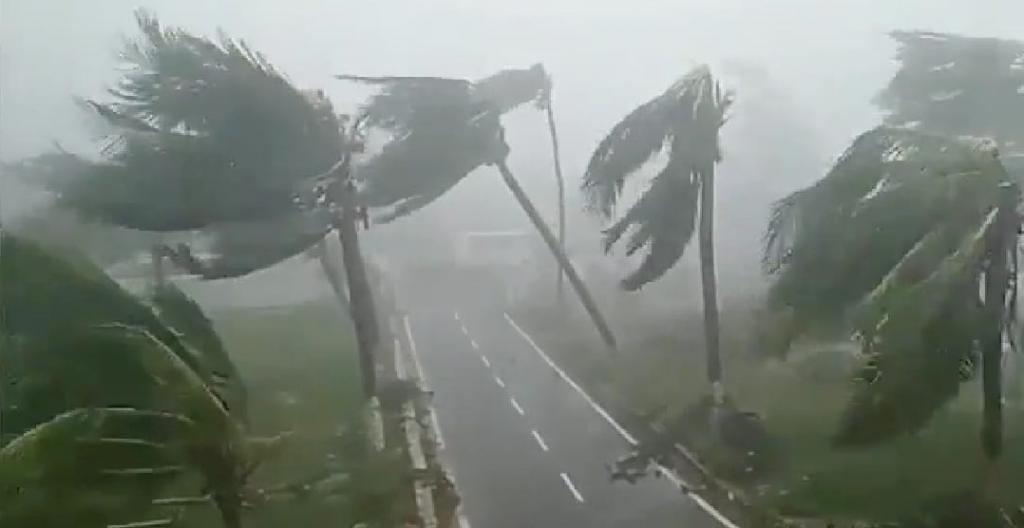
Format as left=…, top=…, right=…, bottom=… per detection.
left=339, top=64, right=547, bottom=134
left=765, top=127, right=1007, bottom=325
left=582, top=65, right=731, bottom=217
left=834, top=209, right=997, bottom=445
left=604, top=148, right=700, bottom=290
left=163, top=210, right=333, bottom=279
left=27, top=11, right=343, bottom=232
left=0, top=407, right=191, bottom=528
left=355, top=111, right=505, bottom=219
left=151, top=283, right=248, bottom=422
left=878, top=30, right=1024, bottom=151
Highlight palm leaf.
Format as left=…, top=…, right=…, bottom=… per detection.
left=18, top=11, right=343, bottom=232
left=0, top=407, right=192, bottom=528
left=342, top=65, right=547, bottom=219
left=582, top=65, right=731, bottom=217
left=765, top=127, right=1007, bottom=326
left=151, top=283, right=248, bottom=422
left=587, top=66, right=731, bottom=289
left=604, top=147, right=700, bottom=290
left=161, top=209, right=333, bottom=279
left=878, top=31, right=1024, bottom=152
left=834, top=210, right=997, bottom=445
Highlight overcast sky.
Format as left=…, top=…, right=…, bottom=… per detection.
left=3, top=0, right=1022, bottom=291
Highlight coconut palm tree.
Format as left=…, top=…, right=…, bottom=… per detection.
left=10, top=12, right=381, bottom=399
left=582, top=65, right=732, bottom=399
left=340, top=65, right=617, bottom=350
left=763, top=126, right=1019, bottom=483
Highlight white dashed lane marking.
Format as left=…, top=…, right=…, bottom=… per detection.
left=559, top=472, right=585, bottom=503
left=494, top=376, right=505, bottom=388
left=531, top=429, right=549, bottom=452
left=509, top=397, right=525, bottom=416
left=481, top=355, right=491, bottom=368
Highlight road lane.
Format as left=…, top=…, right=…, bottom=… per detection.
left=406, top=310, right=594, bottom=528
left=404, top=304, right=730, bottom=528
left=460, top=309, right=725, bottom=528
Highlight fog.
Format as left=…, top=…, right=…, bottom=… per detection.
left=3, top=0, right=1023, bottom=300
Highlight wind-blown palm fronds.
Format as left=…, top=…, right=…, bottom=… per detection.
left=161, top=210, right=334, bottom=280
left=583, top=65, right=732, bottom=290
left=151, top=283, right=248, bottom=421
left=342, top=64, right=547, bottom=221
left=11, top=11, right=343, bottom=232
left=764, top=126, right=1019, bottom=446
left=878, top=31, right=1024, bottom=153
left=1, top=234, right=254, bottom=527
left=0, top=407, right=193, bottom=528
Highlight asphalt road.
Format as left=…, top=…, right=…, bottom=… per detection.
left=400, top=304, right=730, bottom=528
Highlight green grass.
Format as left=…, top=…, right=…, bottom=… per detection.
left=514, top=301, right=1024, bottom=523
left=181, top=299, right=413, bottom=528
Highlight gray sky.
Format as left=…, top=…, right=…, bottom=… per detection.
left=3, top=0, right=1023, bottom=291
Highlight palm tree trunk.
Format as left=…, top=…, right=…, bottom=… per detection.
left=335, top=180, right=380, bottom=399
left=315, top=238, right=350, bottom=314
left=981, top=196, right=1015, bottom=490
left=698, top=167, right=724, bottom=404
left=494, top=159, right=617, bottom=351
left=543, top=95, right=567, bottom=303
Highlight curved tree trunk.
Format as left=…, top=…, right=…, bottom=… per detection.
left=698, top=167, right=723, bottom=404
left=334, top=178, right=380, bottom=400
left=494, top=159, right=617, bottom=351
left=981, top=194, right=1016, bottom=491
left=315, top=237, right=350, bottom=314
left=543, top=95, right=567, bottom=303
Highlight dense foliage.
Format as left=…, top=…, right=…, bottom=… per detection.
left=1, top=233, right=249, bottom=527
left=764, top=127, right=1019, bottom=445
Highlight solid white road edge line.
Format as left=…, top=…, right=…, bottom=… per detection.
left=559, top=472, right=585, bottom=503
left=531, top=429, right=550, bottom=452
left=503, top=313, right=741, bottom=528
left=403, top=315, right=445, bottom=449
left=509, top=397, right=525, bottom=416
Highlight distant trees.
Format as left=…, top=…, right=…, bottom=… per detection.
left=764, top=127, right=1019, bottom=485
left=342, top=65, right=617, bottom=349
left=583, top=66, right=732, bottom=400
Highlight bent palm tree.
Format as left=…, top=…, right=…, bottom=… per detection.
left=582, top=66, right=732, bottom=399
left=11, top=13, right=381, bottom=399
left=764, top=127, right=1019, bottom=482
left=341, top=65, right=616, bottom=349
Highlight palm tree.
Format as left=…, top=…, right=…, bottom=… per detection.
left=582, top=65, right=732, bottom=400
left=11, top=13, right=381, bottom=399
left=1, top=232, right=253, bottom=527
left=763, top=126, right=1019, bottom=484
left=340, top=65, right=617, bottom=350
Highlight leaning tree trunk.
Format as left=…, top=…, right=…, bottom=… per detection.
left=314, top=237, right=351, bottom=314
left=542, top=93, right=567, bottom=303
left=493, top=158, right=617, bottom=351
left=334, top=179, right=380, bottom=399
left=980, top=191, right=1016, bottom=492
left=698, top=167, right=724, bottom=404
